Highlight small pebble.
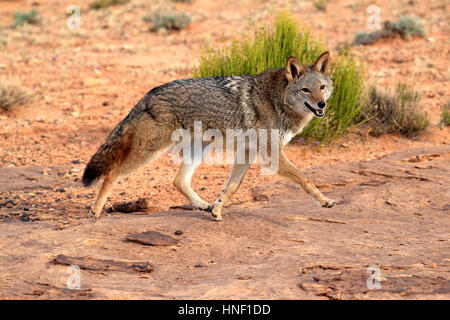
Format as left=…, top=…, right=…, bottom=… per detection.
left=20, top=214, right=30, bottom=222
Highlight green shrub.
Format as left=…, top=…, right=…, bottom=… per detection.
left=440, top=102, right=450, bottom=127
left=144, top=11, right=191, bottom=32
left=385, top=15, right=425, bottom=39
left=194, top=12, right=367, bottom=142
left=0, top=79, right=33, bottom=111
left=12, top=9, right=39, bottom=28
left=365, top=83, right=429, bottom=136
left=89, top=0, right=129, bottom=10
left=313, top=0, right=328, bottom=11
left=353, top=15, right=425, bottom=45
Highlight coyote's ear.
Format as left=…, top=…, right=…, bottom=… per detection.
left=313, top=51, right=330, bottom=75
left=286, top=56, right=306, bottom=82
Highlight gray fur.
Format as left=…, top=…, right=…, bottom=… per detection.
left=83, top=52, right=336, bottom=220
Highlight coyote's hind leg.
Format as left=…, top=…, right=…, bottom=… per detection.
left=89, top=146, right=171, bottom=220
left=89, top=169, right=120, bottom=220
left=173, top=142, right=212, bottom=210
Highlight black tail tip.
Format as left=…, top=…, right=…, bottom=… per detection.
left=82, top=166, right=100, bottom=187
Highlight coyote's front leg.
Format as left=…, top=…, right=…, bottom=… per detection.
left=277, top=151, right=335, bottom=207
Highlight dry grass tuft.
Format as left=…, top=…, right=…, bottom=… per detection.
left=0, top=79, right=34, bottom=111
left=364, top=83, right=429, bottom=136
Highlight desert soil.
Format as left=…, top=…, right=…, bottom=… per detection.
left=0, top=0, right=449, bottom=299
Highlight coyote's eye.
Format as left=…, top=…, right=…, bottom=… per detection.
left=320, top=85, right=326, bottom=90
left=301, top=88, right=310, bottom=93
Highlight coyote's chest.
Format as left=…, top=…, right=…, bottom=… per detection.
left=281, top=113, right=314, bottom=146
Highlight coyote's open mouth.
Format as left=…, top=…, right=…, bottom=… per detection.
left=304, top=102, right=325, bottom=118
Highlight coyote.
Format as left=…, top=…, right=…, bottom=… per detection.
left=83, top=52, right=336, bottom=221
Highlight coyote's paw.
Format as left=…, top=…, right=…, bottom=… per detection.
left=210, top=204, right=223, bottom=221
left=211, top=212, right=222, bottom=221
left=200, top=204, right=213, bottom=212
left=321, top=199, right=336, bottom=208
left=197, top=202, right=213, bottom=212
left=89, top=207, right=101, bottom=220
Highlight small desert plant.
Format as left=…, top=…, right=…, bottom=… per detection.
left=347, top=2, right=361, bottom=11
left=353, top=30, right=385, bottom=46
left=313, top=0, right=328, bottom=11
left=170, top=0, right=194, bottom=3
left=353, top=15, right=425, bottom=45
left=144, top=11, right=191, bottom=32
left=440, top=102, right=450, bottom=127
left=364, top=83, right=429, bottom=136
left=89, top=0, right=129, bottom=10
left=12, top=9, right=39, bottom=28
left=385, top=15, right=425, bottom=39
left=195, top=12, right=367, bottom=142
left=0, top=79, right=33, bottom=111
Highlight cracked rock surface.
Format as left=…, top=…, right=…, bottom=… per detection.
left=0, top=146, right=449, bottom=299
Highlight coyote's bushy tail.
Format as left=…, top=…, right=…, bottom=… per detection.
left=82, top=121, right=134, bottom=187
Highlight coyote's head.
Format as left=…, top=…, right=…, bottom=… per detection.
left=283, top=52, right=333, bottom=118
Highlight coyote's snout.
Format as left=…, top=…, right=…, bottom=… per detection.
left=83, top=52, right=335, bottom=221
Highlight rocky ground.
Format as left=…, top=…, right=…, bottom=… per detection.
left=0, top=0, right=449, bottom=299
left=0, top=146, right=449, bottom=299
